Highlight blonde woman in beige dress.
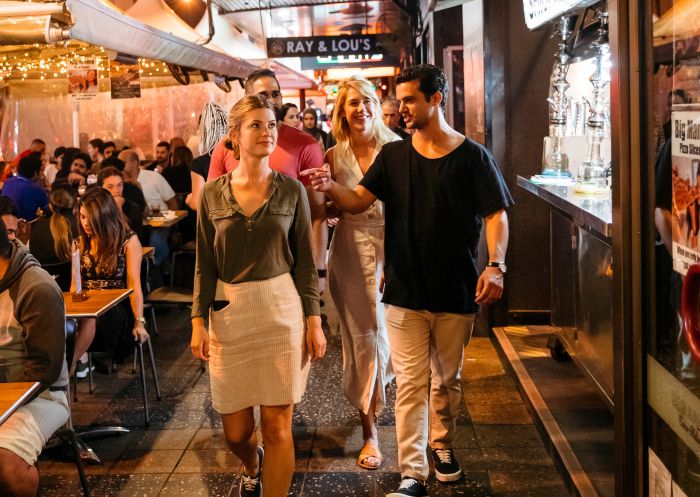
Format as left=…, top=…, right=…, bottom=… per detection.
left=191, top=95, right=326, bottom=497
left=326, top=76, right=401, bottom=469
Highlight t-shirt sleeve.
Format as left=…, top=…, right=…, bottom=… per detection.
left=472, top=146, right=514, bottom=217
left=298, top=141, right=324, bottom=186
left=359, top=148, right=387, bottom=201
left=207, top=139, right=228, bottom=181
left=156, top=174, right=176, bottom=201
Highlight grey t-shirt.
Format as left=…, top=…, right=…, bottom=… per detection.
left=192, top=170, right=319, bottom=318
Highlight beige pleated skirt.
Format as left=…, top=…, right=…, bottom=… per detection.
left=208, top=272, right=310, bottom=414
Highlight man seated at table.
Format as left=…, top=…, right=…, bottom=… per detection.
left=119, top=150, right=177, bottom=267
left=1, top=153, right=49, bottom=222
left=0, top=196, right=19, bottom=241
left=0, top=217, right=69, bottom=497
left=146, top=141, right=170, bottom=173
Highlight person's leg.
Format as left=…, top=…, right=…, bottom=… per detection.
left=259, top=404, right=295, bottom=497
left=0, top=449, right=38, bottom=497
left=386, top=305, right=432, bottom=481
left=72, top=317, right=96, bottom=373
left=428, top=313, right=475, bottom=449
left=358, top=382, right=380, bottom=467
left=220, top=407, right=259, bottom=475
left=149, top=227, right=170, bottom=267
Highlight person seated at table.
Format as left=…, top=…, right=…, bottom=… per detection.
left=53, top=147, right=80, bottom=185
left=98, top=167, right=144, bottom=243
left=71, top=187, right=148, bottom=373
left=103, top=141, right=117, bottom=160
left=43, top=146, right=65, bottom=186
left=28, top=184, right=79, bottom=287
left=146, top=141, right=170, bottom=172
left=0, top=216, right=69, bottom=497
left=0, top=195, right=19, bottom=241
left=1, top=152, right=49, bottom=222
left=101, top=156, right=147, bottom=216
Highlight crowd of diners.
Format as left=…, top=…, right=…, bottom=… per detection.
left=0, top=64, right=512, bottom=497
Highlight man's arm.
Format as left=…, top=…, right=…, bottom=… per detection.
left=475, top=209, right=509, bottom=305
left=165, top=195, right=179, bottom=211
left=301, top=165, right=377, bottom=214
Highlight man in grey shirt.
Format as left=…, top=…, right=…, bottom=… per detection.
left=0, top=218, right=69, bottom=497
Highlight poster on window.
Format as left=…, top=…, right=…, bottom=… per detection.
left=67, top=60, right=98, bottom=99
left=109, top=60, right=141, bottom=99
left=671, top=110, right=700, bottom=275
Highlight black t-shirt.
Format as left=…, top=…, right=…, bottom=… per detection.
left=123, top=182, right=146, bottom=214
left=360, top=138, right=513, bottom=313
left=121, top=198, right=144, bottom=244
left=163, top=165, right=192, bottom=194
left=191, top=155, right=211, bottom=180
left=29, top=212, right=78, bottom=265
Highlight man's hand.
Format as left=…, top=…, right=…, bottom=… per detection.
left=190, top=318, right=210, bottom=361
left=132, top=322, right=149, bottom=343
left=474, top=267, right=504, bottom=306
left=300, top=164, right=333, bottom=192
left=305, top=316, right=327, bottom=359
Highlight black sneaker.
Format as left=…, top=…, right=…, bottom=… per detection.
left=431, top=448, right=462, bottom=482
left=239, top=446, right=264, bottom=497
left=386, top=477, right=428, bottom=497
left=75, top=361, right=95, bottom=379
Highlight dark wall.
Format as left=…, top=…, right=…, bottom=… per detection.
left=483, top=0, right=557, bottom=324
left=433, top=7, right=464, bottom=68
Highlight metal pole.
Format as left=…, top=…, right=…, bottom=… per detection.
left=72, top=99, right=79, bottom=147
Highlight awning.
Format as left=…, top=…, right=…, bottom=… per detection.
left=66, top=0, right=256, bottom=78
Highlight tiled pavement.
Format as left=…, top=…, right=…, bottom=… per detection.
left=37, top=306, right=568, bottom=497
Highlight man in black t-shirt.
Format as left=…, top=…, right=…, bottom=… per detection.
left=303, top=65, right=512, bottom=497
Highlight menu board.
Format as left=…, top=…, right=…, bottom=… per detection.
left=109, top=60, right=141, bottom=100
left=671, top=110, right=700, bottom=275
left=67, top=60, right=98, bottom=100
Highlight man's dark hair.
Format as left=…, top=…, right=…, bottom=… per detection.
left=89, top=138, right=105, bottom=154
left=97, top=167, right=123, bottom=186
left=0, top=216, right=11, bottom=259
left=101, top=156, right=125, bottom=171
left=30, top=138, right=45, bottom=147
left=396, top=64, right=449, bottom=110
left=156, top=141, right=170, bottom=150
left=60, top=147, right=81, bottom=172
left=18, top=152, right=42, bottom=179
left=54, top=146, right=66, bottom=159
left=244, top=68, right=280, bottom=94
left=103, top=141, right=116, bottom=149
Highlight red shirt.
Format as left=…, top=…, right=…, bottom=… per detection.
left=207, top=124, right=323, bottom=185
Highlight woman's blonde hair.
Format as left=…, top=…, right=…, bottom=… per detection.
left=48, top=184, right=77, bottom=261
left=227, top=95, right=276, bottom=160
left=331, top=76, right=399, bottom=162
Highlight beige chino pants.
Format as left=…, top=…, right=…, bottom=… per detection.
left=386, top=305, right=475, bottom=481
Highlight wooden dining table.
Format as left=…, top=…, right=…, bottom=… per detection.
left=0, top=382, right=41, bottom=426
left=64, top=288, right=133, bottom=319
left=145, top=210, right=188, bottom=228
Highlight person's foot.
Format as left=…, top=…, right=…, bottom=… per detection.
left=357, top=442, right=382, bottom=469
left=431, top=448, right=462, bottom=482
left=386, top=477, right=428, bottom=496
left=239, top=446, right=264, bottom=497
left=75, top=360, right=95, bottom=379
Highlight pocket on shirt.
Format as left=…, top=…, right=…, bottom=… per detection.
left=268, top=205, right=294, bottom=216
left=208, top=208, right=236, bottom=221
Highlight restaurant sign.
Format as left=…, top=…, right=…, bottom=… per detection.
left=523, top=0, right=601, bottom=30
left=267, top=35, right=383, bottom=58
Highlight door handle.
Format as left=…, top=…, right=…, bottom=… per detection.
left=681, top=263, right=700, bottom=363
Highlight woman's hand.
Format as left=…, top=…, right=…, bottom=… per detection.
left=305, top=316, right=326, bottom=359
left=190, top=318, right=210, bottom=361
left=132, top=321, right=149, bottom=343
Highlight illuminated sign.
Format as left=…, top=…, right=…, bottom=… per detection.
left=523, top=0, right=601, bottom=30
left=267, top=35, right=385, bottom=58
left=300, top=54, right=398, bottom=70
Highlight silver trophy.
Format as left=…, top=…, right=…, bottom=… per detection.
left=543, top=15, right=574, bottom=177
left=577, top=10, right=610, bottom=192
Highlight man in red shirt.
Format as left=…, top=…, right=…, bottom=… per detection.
left=208, top=69, right=327, bottom=292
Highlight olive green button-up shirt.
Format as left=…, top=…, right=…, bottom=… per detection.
left=192, top=170, right=320, bottom=318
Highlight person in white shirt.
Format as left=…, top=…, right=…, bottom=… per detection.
left=119, top=150, right=177, bottom=266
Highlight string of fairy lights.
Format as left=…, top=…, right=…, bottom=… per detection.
left=0, top=44, right=175, bottom=82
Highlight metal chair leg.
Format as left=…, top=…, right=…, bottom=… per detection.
left=66, top=428, right=91, bottom=497
left=87, top=354, right=93, bottom=394
left=136, top=342, right=150, bottom=427
left=146, top=338, right=162, bottom=401
left=131, top=348, right=138, bottom=374
left=147, top=304, right=158, bottom=336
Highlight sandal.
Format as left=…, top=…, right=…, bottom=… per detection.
left=357, top=443, right=382, bottom=470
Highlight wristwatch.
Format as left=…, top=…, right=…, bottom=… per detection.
left=487, top=261, right=507, bottom=274
left=135, top=316, right=147, bottom=325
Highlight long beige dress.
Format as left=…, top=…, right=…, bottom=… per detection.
left=328, top=145, right=394, bottom=416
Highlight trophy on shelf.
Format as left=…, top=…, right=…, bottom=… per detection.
left=542, top=15, right=575, bottom=178
left=575, top=10, right=611, bottom=194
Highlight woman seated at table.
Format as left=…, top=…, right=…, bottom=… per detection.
left=71, top=187, right=148, bottom=373
left=28, top=184, right=79, bottom=291
left=97, top=167, right=144, bottom=243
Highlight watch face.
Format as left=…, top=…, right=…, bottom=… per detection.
left=499, top=263, right=507, bottom=274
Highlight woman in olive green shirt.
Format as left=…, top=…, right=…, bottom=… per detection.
left=191, top=95, right=326, bottom=497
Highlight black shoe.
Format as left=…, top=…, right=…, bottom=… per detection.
left=239, top=446, right=264, bottom=497
left=386, top=477, right=428, bottom=497
left=431, top=448, right=462, bottom=482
